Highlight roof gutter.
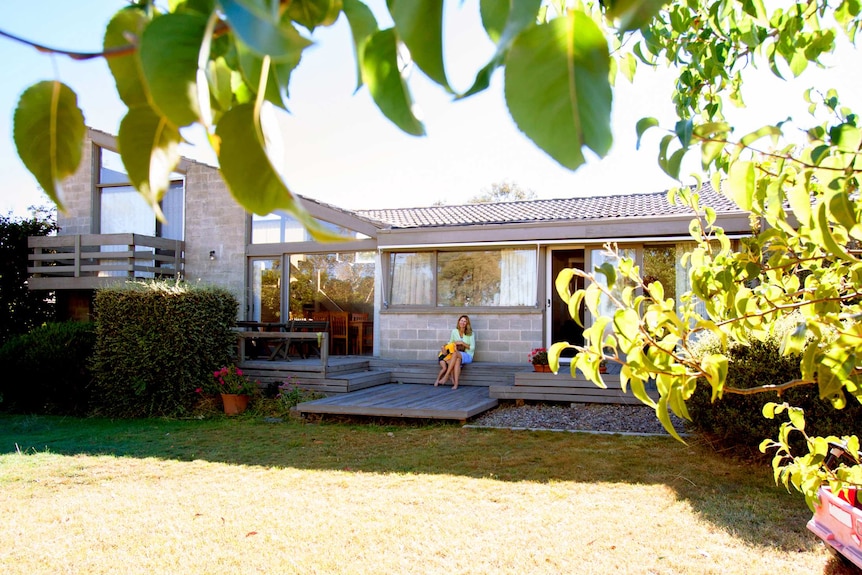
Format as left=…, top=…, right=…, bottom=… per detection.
left=377, top=233, right=749, bottom=251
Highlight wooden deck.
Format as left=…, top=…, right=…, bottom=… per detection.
left=240, top=355, right=650, bottom=420
left=294, top=383, right=498, bottom=422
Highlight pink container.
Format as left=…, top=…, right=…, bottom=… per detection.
left=807, top=486, right=862, bottom=568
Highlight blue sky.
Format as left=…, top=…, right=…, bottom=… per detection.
left=1, top=2, right=859, bottom=217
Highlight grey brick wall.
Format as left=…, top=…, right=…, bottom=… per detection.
left=378, top=312, right=544, bottom=363
left=182, top=161, right=247, bottom=311
left=57, top=134, right=95, bottom=235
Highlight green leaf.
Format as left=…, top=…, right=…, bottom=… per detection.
left=140, top=12, right=209, bottom=128
left=657, top=394, right=685, bottom=442
left=504, top=10, right=612, bottom=170
left=342, top=0, right=379, bottom=92
left=727, top=160, right=755, bottom=211
left=388, top=0, right=450, bottom=91
left=288, top=0, right=341, bottom=31
left=361, top=28, right=426, bottom=136
left=739, top=125, right=782, bottom=148
left=461, top=0, right=542, bottom=98
left=216, top=103, right=346, bottom=242
left=555, top=268, right=576, bottom=300
left=613, top=308, right=641, bottom=350
left=618, top=52, right=637, bottom=83
left=117, top=106, right=183, bottom=214
left=831, top=123, right=862, bottom=152
left=480, top=0, right=509, bottom=42
left=235, top=38, right=302, bottom=111
left=219, top=0, right=313, bottom=61
left=12, top=81, right=85, bottom=211
left=635, top=117, right=658, bottom=149
left=828, top=188, right=858, bottom=232
left=787, top=406, right=806, bottom=431
left=816, top=201, right=857, bottom=263
left=606, top=0, right=668, bottom=32
left=104, top=6, right=151, bottom=108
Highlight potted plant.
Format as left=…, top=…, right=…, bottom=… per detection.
left=528, top=348, right=551, bottom=372
left=200, top=365, right=259, bottom=415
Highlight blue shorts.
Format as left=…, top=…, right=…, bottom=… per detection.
left=460, top=351, right=473, bottom=364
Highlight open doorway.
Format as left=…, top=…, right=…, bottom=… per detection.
left=548, top=248, right=585, bottom=360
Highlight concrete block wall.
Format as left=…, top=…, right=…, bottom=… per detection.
left=378, top=312, right=544, bottom=364
left=57, top=132, right=96, bottom=235
left=182, top=161, right=247, bottom=312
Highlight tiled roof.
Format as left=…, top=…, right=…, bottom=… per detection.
left=356, top=182, right=739, bottom=229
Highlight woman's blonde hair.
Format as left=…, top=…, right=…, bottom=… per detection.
left=457, top=315, right=473, bottom=336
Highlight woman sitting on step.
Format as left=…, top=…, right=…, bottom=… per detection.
left=434, top=315, right=475, bottom=390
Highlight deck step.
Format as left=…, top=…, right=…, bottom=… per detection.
left=488, top=371, right=657, bottom=405
left=295, top=383, right=498, bottom=421
left=369, top=359, right=529, bottom=387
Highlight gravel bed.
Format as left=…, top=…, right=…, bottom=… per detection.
left=468, top=402, right=689, bottom=436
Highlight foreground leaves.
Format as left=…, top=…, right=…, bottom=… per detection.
left=12, top=81, right=85, bottom=211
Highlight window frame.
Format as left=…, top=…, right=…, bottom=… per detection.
left=385, top=246, right=540, bottom=311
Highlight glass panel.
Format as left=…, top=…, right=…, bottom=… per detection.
left=99, top=148, right=129, bottom=184
left=676, top=242, right=709, bottom=319
left=250, top=259, right=282, bottom=322
left=288, top=253, right=375, bottom=318
left=590, top=247, right=637, bottom=319
left=252, top=211, right=370, bottom=244
left=500, top=248, right=537, bottom=306
left=643, top=245, right=677, bottom=302
left=98, top=147, right=185, bottom=240
left=437, top=249, right=536, bottom=306
left=390, top=252, right=433, bottom=306
left=158, top=181, right=185, bottom=241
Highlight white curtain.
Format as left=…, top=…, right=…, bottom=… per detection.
left=499, top=249, right=536, bottom=306
left=391, top=253, right=433, bottom=305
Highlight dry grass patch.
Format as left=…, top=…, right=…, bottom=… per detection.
left=0, top=415, right=855, bottom=574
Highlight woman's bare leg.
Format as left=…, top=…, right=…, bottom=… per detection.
left=451, top=354, right=463, bottom=389
left=440, top=357, right=457, bottom=385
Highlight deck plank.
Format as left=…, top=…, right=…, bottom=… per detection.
left=295, top=384, right=497, bottom=420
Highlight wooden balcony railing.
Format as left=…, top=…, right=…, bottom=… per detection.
left=27, top=233, right=185, bottom=290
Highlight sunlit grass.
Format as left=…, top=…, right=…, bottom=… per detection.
left=0, top=414, right=853, bottom=574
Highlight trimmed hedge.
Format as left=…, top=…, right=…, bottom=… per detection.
left=688, top=324, right=862, bottom=452
left=0, top=321, right=96, bottom=415
left=90, top=281, right=238, bottom=417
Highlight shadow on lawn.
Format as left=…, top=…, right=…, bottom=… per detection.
left=0, top=413, right=854, bottom=570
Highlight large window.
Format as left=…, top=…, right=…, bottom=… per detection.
left=98, top=148, right=184, bottom=239
left=252, top=212, right=369, bottom=244
left=250, top=258, right=282, bottom=322
left=288, top=252, right=375, bottom=318
left=388, top=248, right=537, bottom=307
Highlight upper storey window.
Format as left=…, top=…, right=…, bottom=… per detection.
left=97, top=147, right=185, bottom=240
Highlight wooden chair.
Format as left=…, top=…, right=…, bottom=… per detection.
left=312, top=311, right=330, bottom=322
left=328, top=311, right=349, bottom=355
left=349, top=313, right=372, bottom=355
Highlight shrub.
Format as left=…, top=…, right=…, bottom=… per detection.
left=0, top=321, right=96, bottom=415
left=688, top=319, right=862, bottom=453
left=89, top=280, right=238, bottom=417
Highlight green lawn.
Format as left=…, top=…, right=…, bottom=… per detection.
left=0, top=414, right=853, bottom=574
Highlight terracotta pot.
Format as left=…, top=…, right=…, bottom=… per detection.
left=533, top=364, right=551, bottom=372
left=220, top=393, right=250, bottom=415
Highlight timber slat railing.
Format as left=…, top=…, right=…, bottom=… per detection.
left=27, top=233, right=184, bottom=290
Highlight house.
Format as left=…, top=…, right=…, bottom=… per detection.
left=30, top=128, right=751, bottom=370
